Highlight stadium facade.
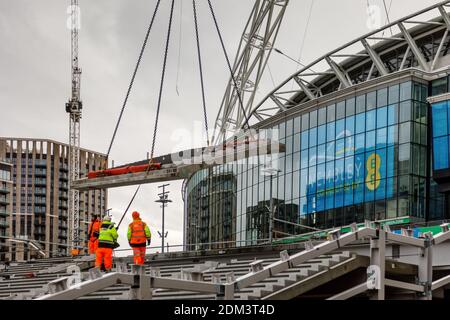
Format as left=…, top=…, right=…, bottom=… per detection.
left=184, top=3, right=450, bottom=250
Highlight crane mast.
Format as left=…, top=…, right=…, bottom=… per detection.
left=66, top=0, right=82, bottom=253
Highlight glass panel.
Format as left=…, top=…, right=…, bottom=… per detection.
left=399, top=101, right=411, bottom=123
left=327, top=122, right=335, bottom=142
left=367, top=91, right=377, bottom=110
left=294, top=116, right=301, bottom=133
left=309, top=127, right=318, bottom=147
left=301, top=113, right=310, bottom=131
left=318, top=125, right=326, bottom=145
left=310, top=110, right=318, bottom=128
left=318, top=107, right=327, bottom=125
left=432, top=101, right=448, bottom=138
left=293, top=133, right=301, bottom=153
left=286, top=119, right=293, bottom=137
left=309, top=146, right=317, bottom=166
left=301, top=149, right=308, bottom=169
left=327, top=104, right=336, bottom=122
left=376, top=128, right=387, bottom=148
left=301, top=131, right=309, bottom=150
left=346, top=97, right=356, bottom=116
left=356, top=95, right=365, bottom=114
left=388, top=104, right=398, bottom=126
left=399, top=122, right=411, bottom=144
left=317, top=144, right=326, bottom=164
left=431, top=77, right=448, bottom=96
left=389, top=84, right=399, bottom=104
left=377, top=106, right=387, bottom=129
left=356, top=113, right=365, bottom=134
left=400, top=81, right=412, bottom=101
left=377, top=88, right=388, bottom=108
left=346, top=116, right=355, bottom=136
left=433, top=137, right=449, bottom=170
left=366, top=110, right=376, bottom=131
left=336, top=101, right=346, bottom=119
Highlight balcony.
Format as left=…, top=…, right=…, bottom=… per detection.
left=34, top=207, right=46, bottom=216
left=59, top=164, right=69, bottom=172
left=35, top=160, right=47, bottom=168
left=34, top=189, right=46, bottom=196
left=59, top=174, right=69, bottom=181
left=59, top=184, right=68, bottom=191
left=58, top=202, right=68, bottom=209
left=58, top=224, right=68, bottom=230
left=0, top=221, right=9, bottom=228
left=0, top=187, right=9, bottom=195
left=58, top=193, right=68, bottom=200
left=58, top=233, right=68, bottom=239
left=35, top=179, right=47, bottom=186
left=0, top=197, right=9, bottom=205
left=34, top=199, right=46, bottom=206
left=0, top=210, right=8, bottom=217
left=34, top=169, right=47, bottom=177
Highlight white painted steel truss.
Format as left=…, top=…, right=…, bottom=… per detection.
left=237, top=1, right=450, bottom=128
left=35, top=222, right=450, bottom=300
left=212, top=0, right=289, bottom=145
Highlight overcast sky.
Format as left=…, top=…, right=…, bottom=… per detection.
left=0, top=0, right=443, bottom=254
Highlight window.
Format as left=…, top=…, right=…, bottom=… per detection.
left=432, top=101, right=448, bottom=138
left=336, top=101, right=345, bottom=119
left=431, top=77, right=448, bottom=96
left=433, top=136, right=449, bottom=170
left=400, top=81, right=412, bottom=101
left=377, top=88, right=388, bottom=108
left=356, top=95, right=365, bottom=114
left=367, top=91, right=377, bottom=110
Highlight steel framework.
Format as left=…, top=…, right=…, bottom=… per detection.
left=66, top=0, right=82, bottom=252
left=35, top=222, right=450, bottom=300
left=241, top=0, right=450, bottom=128
left=212, top=0, right=289, bottom=145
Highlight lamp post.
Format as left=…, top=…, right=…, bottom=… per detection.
left=155, top=184, right=172, bottom=253
left=261, top=165, right=281, bottom=244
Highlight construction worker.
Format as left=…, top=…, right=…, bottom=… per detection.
left=127, top=211, right=151, bottom=265
left=95, top=215, right=118, bottom=272
left=87, top=214, right=100, bottom=255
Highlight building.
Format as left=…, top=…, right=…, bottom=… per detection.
left=0, top=159, right=12, bottom=261
left=184, top=4, right=450, bottom=249
left=0, top=138, right=107, bottom=261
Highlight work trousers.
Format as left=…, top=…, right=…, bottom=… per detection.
left=88, top=239, right=98, bottom=254
left=132, top=247, right=146, bottom=265
left=95, top=247, right=113, bottom=270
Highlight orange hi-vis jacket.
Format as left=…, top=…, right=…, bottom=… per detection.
left=128, top=219, right=151, bottom=248
left=88, top=219, right=100, bottom=242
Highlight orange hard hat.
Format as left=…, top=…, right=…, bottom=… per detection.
left=132, top=211, right=140, bottom=219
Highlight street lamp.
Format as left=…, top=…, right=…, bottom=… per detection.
left=261, top=165, right=281, bottom=244
left=155, top=184, right=172, bottom=253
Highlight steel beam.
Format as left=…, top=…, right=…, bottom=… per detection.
left=369, top=230, right=385, bottom=300
left=327, top=283, right=368, bottom=300
left=294, top=77, right=316, bottom=100
left=361, top=38, right=388, bottom=76
left=432, top=274, right=450, bottom=291
left=385, top=279, right=424, bottom=292
left=398, top=22, right=430, bottom=71
left=325, top=56, right=350, bottom=88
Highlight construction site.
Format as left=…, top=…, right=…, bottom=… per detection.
left=2, top=0, right=450, bottom=305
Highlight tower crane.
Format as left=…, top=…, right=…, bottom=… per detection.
left=66, top=0, right=82, bottom=254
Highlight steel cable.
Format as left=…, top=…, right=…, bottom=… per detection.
left=193, top=0, right=210, bottom=146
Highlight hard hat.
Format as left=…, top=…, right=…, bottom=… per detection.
left=132, top=211, right=140, bottom=219
left=103, top=215, right=111, bottom=222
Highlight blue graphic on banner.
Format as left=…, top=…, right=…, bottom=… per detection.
left=301, top=117, right=395, bottom=215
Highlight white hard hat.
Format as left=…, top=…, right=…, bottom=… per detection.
left=103, top=215, right=111, bottom=222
